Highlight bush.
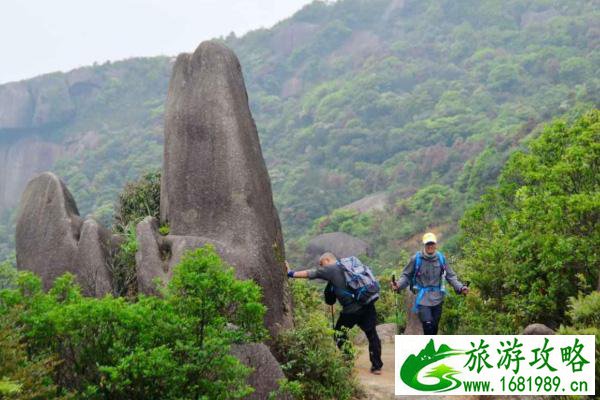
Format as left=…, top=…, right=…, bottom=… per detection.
left=559, top=291, right=600, bottom=398
left=0, top=245, right=266, bottom=399
left=275, top=280, right=361, bottom=400
left=0, top=312, right=67, bottom=399
left=0, top=259, right=17, bottom=290
left=113, top=170, right=161, bottom=233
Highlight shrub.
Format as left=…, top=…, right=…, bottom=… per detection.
left=275, top=280, right=361, bottom=400
left=0, top=246, right=266, bottom=399
left=113, top=170, right=161, bottom=233
left=559, top=291, right=600, bottom=397
left=0, top=311, right=67, bottom=399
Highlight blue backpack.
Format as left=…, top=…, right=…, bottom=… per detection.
left=336, top=256, right=380, bottom=305
left=411, top=251, right=447, bottom=312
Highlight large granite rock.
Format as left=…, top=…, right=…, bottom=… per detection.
left=304, top=232, right=371, bottom=265
left=231, top=343, right=290, bottom=400
left=16, top=172, right=114, bottom=296
left=157, top=40, right=292, bottom=335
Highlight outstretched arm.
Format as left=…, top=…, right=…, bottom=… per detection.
left=285, top=261, right=310, bottom=278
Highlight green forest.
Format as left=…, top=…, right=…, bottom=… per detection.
left=0, top=0, right=599, bottom=398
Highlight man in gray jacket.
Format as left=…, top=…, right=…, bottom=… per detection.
left=287, top=253, right=383, bottom=374
left=391, top=232, right=468, bottom=334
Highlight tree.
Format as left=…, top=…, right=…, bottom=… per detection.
left=459, top=110, right=600, bottom=330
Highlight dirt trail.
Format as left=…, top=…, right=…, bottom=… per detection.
left=354, top=342, right=479, bottom=400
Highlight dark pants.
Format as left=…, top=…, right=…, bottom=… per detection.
left=418, top=302, right=443, bottom=335
left=334, top=303, right=383, bottom=370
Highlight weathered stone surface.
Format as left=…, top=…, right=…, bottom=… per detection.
left=160, top=40, right=292, bottom=335
left=341, top=192, right=388, bottom=214
left=28, top=74, right=75, bottom=128
left=77, top=219, right=113, bottom=297
left=354, top=323, right=397, bottom=345
left=16, top=172, right=114, bottom=295
left=230, top=343, right=290, bottom=400
left=0, top=81, right=34, bottom=130
left=522, top=323, right=555, bottom=335
left=16, top=172, right=82, bottom=289
left=403, top=292, right=423, bottom=335
left=0, top=74, right=75, bottom=131
left=304, top=232, right=371, bottom=265
left=135, top=217, right=167, bottom=295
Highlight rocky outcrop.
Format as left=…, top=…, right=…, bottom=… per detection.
left=28, top=74, right=75, bottom=128
left=231, top=343, right=291, bottom=400
left=15, top=172, right=115, bottom=296
left=341, top=192, right=388, bottom=213
left=523, top=323, right=555, bottom=335
left=0, top=137, right=64, bottom=215
left=142, top=41, right=292, bottom=336
left=304, top=232, right=371, bottom=265
left=0, top=82, right=34, bottom=129
left=0, top=74, right=75, bottom=131
left=403, top=292, right=423, bottom=335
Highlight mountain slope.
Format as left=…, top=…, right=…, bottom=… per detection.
left=0, top=0, right=598, bottom=263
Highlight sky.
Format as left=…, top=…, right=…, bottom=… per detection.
left=0, top=0, right=316, bottom=84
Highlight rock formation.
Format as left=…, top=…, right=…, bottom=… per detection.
left=522, top=323, right=555, bottom=335
left=403, top=292, right=424, bottom=335
left=304, top=232, right=371, bottom=265
left=231, top=343, right=291, bottom=400
left=15, top=172, right=115, bottom=296
left=136, top=40, right=292, bottom=336
left=0, top=137, right=65, bottom=215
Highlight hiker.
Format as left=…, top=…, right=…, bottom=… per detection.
left=286, top=252, right=384, bottom=375
left=391, top=232, right=468, bottom=335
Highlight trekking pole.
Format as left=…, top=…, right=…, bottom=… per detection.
left=392, top=274, right=400, bottom=334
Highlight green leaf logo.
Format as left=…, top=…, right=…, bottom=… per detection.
left=400, top=339, right=465, bottom=392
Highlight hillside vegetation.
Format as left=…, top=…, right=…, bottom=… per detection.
left=1, top=0, right=599, bottom=265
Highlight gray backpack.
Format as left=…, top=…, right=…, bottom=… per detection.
left=337, top=256, right=380, bottom=305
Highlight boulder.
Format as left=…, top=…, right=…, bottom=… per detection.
left=305, top=232, right=370, bottom=266
left=403, top=292, right=423, bottom=335
left=522, top=323, right=555, bottom=335
left=16, top=172, right=114, bottom=296
left=16, top=172, right=82, bottom=290
left=159, top=40, right=292, bottom=335
left=135, top=217, right=168, bottom=295
left=354, top=323, right=397, bottom=345
left=77, top=219, right=113, bottom=297
left=230, top=343, right=290, bottom=400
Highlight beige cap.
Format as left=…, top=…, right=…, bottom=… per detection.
left=422, top=232, right=437, bottom=244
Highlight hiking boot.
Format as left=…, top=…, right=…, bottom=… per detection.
left=370, top=367, right=382, bottom=375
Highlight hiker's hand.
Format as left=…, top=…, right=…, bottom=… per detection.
left=391, top=281, right=400, bottom=292
left=461, top=286, right=469, bottom=295
left=285, top=261, right=291, bottom=272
